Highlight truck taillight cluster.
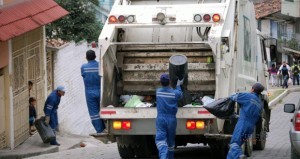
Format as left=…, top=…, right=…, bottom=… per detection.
left=113, top=120, right=131, bottom=130
left=109, top=15, right=135, bottom=24
left=194, top=14, right=221, bottom=22
left=186, top=120, right=205, bottom=130
left=295, top=113, right=300, bottom=131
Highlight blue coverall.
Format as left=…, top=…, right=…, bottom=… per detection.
left=44, top=90, right=61, bottom=145
left=227, top=92, right=262, bottom=159
left=81, top=60, right=105, bottom=133
left=155, top=85, right=183, bottom=159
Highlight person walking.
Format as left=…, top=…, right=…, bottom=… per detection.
left=227, top=83, right=264, bottom=159
left=278, top=61, right=290, bottom=89
left=44, top=86, right=65, bottom=146
left=291, top=62, right=300, bottom=85
left=268, top=64, right=277, bottom=87
left=81, top=50, right=105, bottom=133
left=155, top=73, right=183, bottom=159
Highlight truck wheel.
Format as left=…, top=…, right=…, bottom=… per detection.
left=117, top=144, right=135, bottom=159
left=253, top=110, right=267, bottom=150
left=244, top=136, right=253, bottom=157
left=291, top=144, right=300, bottom=159
left=209, top=140, right=229, bottom=159
left=133, top=136, right=157, bottom=158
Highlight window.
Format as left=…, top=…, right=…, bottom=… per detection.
left=285, top=0, right=294, bottom=2
left=296, top=19, right=300, bottom=34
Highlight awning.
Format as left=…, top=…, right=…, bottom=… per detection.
left=0, top=0, right=69, bottom=41
left=283, top=47, right=300, bottom=57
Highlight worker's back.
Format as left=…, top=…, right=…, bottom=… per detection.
left=156, top=86, right=182, bottom=116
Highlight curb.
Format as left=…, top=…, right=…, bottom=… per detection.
left=0, top=147, right=58, bottom=159
left=269, top=87, right=300, bottom=108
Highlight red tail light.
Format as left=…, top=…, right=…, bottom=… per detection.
left=118, top=15, right=126, bottom=23
left=122, top=121, right=131, bottom=130
left=186, top=121, right=196, bottom=130
left=109, top=15, right=117, bottom=23
left=203, top=14, right=211, bottom=22
left=212, top=14, right=220, bottom=22
left=295, top=113, right=300, bottom=131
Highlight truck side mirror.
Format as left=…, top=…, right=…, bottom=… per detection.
left=284, top=103, right=295, bottom=113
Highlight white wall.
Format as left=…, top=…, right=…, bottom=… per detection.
left=53, top=42, right=100, bottom=135
left=260, top=20, right=271, bottom=36
left=281, top=0, right=300, bottom=17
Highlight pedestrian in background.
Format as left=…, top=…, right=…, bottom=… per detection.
left=278, top=61, right=290, bottom=89
left=268, top=64, right=277, bottom=87
left=44, top=86, right=65, bottom=146
left=291, top=61, right=299, bottom=85
left=276, top=62, right=282, bottom=87
left=29, top=97, right=37, bottom=135
left=81, top=50, right=105, bottom=134
left=227, top=83, right=264, bottom=159
left=155, top=73, right=183, bottom=159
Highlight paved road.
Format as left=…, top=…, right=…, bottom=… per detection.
left=27, top=92, right=299, bottom=159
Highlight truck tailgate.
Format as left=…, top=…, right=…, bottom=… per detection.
left=100, top=107, right=215, bottom=119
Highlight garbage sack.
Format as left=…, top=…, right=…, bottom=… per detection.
left=136, top=102, right=152, bottom=107
left=203, top=98, right=236, bottom=119
left=201, top=96, right=215, bottom=106
left=34, top=116, right=56, bottom=143
left=125, top=95, right=143, bottom=107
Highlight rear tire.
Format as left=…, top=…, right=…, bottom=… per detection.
left=253, top=110, right=267, bottom=150
left=291, top=144, right=300, bottom=159
left=244, top=136, right=253, bottom=157
left=117, top=144, right=135, bottom=159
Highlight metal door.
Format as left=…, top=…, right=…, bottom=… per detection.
left=0, top=74, right=7, bottom=149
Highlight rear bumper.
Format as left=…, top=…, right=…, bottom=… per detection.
left=107, top=118, right=217, bottom=135
left=290, top=128, right=300, bottom=153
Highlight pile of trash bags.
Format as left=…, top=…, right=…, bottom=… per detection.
left=120, top=95, right=154, bottom=108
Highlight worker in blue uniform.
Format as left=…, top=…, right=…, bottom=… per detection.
left=44, top=86, right=65, bottom=146
left=155, top=73, right=183, bottom=159
left=227, top=83, right=265, bottom=159
left=81, top=50, right=105, bottom=133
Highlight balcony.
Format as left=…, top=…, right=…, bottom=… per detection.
left=278, top=33, right=300, bottom=54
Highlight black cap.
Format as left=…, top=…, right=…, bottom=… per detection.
left=252, top=83, right=264, bottom=94
left=86, top=50, right=96, bottom=60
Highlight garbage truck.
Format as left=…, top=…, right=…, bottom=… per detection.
left=98, top=0, right=271, bottom=158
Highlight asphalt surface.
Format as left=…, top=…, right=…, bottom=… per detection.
left=26, top=92, right=299, bottom=159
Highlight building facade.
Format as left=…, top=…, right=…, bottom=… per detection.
left=0, top=0, right=68, bottom=149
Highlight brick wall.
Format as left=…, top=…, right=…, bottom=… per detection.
left=53, top=42, right=99, bottom=135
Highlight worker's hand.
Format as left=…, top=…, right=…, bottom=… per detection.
left=45, top=116, right=50, bottom=126
left=176, top=79, right=184, bottom=86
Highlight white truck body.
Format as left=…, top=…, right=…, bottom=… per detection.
left=98, top=0, right=270, bottom=158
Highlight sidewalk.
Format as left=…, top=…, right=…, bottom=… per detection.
left=0, top=132, right=104, bottom=159
left=267, top=84, right=300, bottom=108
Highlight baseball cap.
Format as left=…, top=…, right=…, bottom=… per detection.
left=57, top=86, right=66, bottom=92
left=252, top=83, right=264, bottom=94
left=160, top=73, right=170, bottom=82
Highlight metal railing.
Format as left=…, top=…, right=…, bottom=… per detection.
left=278, top=33, right=300, bottom=52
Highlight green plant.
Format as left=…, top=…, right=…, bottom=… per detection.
left=287, top=38, right=299, bottom=51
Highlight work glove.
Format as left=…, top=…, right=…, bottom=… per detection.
left=176, top=79, right=184, bottom=86
left=45, top=116, right=50, bottom=126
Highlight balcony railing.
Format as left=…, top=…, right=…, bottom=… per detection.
left=278, top=33, right=300, bottom=52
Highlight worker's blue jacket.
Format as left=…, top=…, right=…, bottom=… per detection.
left=156, top=85, right=183, bottom=116
left=81, top=60, right=101, bottom=91
left=155, top=85, right=183, bottom=159
left=227, top=92, right=262, bottom=159
left=81, top=60, right=105, bottom=133
left=44, top=90, right=61, bottom=129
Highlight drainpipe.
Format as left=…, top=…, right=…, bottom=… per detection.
left=43, top=26, right=47, bottom=99
left=8, top=40, right=14, bottom=149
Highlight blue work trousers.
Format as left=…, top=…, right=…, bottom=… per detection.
left=227, top=119, right=255, bottom=159
left=282, top=75, right=289, bottom=88
left=85, top=90, right=105, bottom=133
left=155, top=115, right=177, bottom=159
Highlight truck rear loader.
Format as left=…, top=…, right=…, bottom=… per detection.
left=97, top=0, right=271, bottom=158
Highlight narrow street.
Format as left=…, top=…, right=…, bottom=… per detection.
left=26, top=92, right=299, bottom=159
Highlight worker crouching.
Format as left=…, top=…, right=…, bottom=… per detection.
left=155, top=73, right=183, bottom=159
